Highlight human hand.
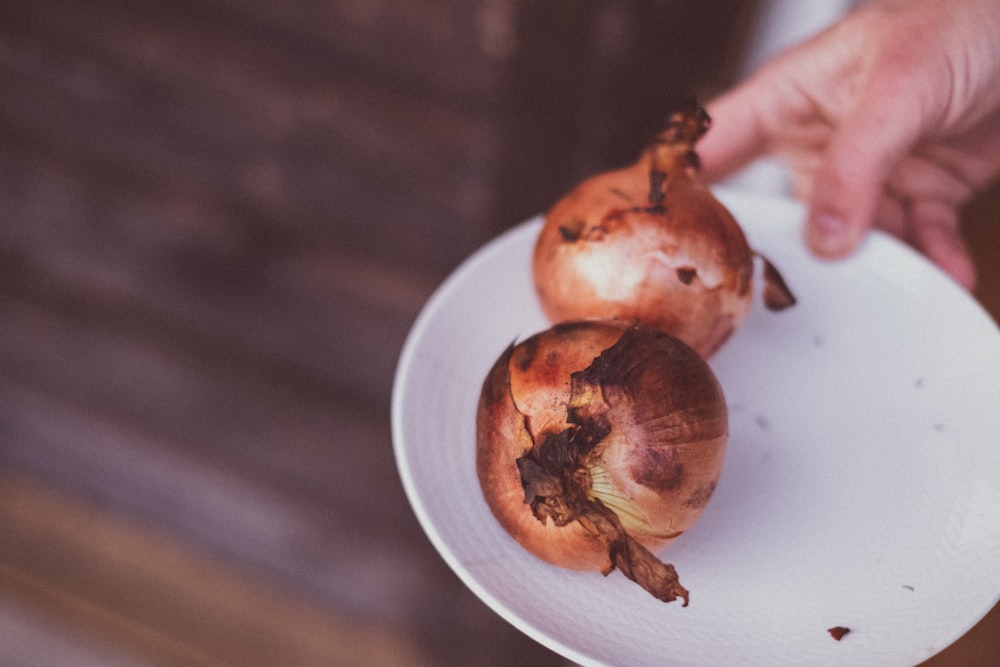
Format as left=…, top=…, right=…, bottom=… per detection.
left=698, top=0, right=1000, bottom=289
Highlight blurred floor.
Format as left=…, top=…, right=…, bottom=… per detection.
left=0, top=1, right=997, bottom=665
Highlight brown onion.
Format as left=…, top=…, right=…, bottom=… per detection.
left=533, top=102, right=794, bottom=358
left=476, top=319, right=728, bottom=604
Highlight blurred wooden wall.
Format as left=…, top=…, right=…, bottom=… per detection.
left=1, top=1, right=997, bottom=665
left=0, top=1, right=755, bottom=664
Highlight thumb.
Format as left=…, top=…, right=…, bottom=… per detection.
left=805, top=108, right=918, bottom=259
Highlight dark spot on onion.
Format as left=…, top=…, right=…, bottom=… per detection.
left=558, top=226, right=578, bottom=242
left=648, top=169, right=667, bottom=204
left=631, top=447, right=685, bottom=492
left=676, top=267, right=697, bottom=285
left=513, top=335, right=541, bottom=372
left=684, top=481, right=717, bottom=508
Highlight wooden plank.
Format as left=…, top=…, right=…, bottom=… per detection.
left=201, top=0, right=511, bottom=106
left=0, top=470, right=431, bottom=667
left=0, top=184, right=431, bottom=404
left=0, top=0, right=502, bottom=278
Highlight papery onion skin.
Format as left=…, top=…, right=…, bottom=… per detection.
left=532, top=103, right=779, bottom=358
left=476, top=320, right=727, bottom=580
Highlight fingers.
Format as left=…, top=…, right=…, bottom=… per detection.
left=699, top=86, right=770, bottom=182
left=805, top=150, right=894, bottom=260
left=887, top=155, right=978, bottom=288
left=908, top=199, right=977, bottom=289
left=804, top=95, right=977, bottom=289
left=804, top=88, right=923, bottom=260
left=697, top=0, right=989, bottom=290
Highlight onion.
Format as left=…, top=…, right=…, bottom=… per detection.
left=476, top=319, right=728, bottom=604
left=533, top=102, right=794, bottom=358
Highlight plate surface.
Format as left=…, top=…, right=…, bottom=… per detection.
left=391, top=189, right=1000, bottom=666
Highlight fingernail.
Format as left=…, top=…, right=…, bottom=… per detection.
left=807, top=213, right=849, bottom=256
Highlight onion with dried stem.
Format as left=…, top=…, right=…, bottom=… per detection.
left=533, top=102, right=794, bottom=358
left=477, top=319, right=729, bottom=604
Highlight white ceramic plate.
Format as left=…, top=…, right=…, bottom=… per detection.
left=391, top=189, right=1000, bottom=666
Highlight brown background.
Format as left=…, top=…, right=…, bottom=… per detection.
left=1, top=1, right=997, bottom=665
